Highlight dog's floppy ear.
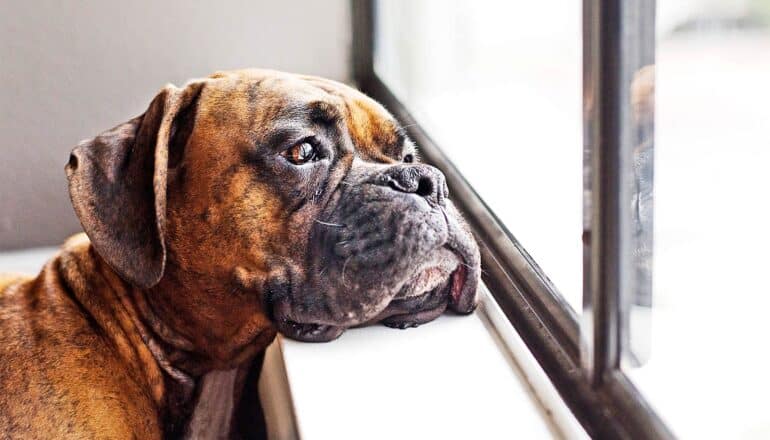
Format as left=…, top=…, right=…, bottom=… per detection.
left=66, top=81, right=205, bottom=288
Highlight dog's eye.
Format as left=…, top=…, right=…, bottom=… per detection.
left=403, top=153, right=414, bottom=163
left=283, top=141, right=318, bottom=165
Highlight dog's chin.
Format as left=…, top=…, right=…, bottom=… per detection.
left=274, top=319, right=346, bottom=343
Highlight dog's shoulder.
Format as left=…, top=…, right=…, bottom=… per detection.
left=0, top=232, right=115, bottom=349
left=0, top=232, right=104, bottom=375
left=0, top=233, right=163, bottom=439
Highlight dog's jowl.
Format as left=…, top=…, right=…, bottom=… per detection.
left=0, top=69, right=480, bottom=439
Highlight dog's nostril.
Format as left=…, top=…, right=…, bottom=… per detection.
left=416, top=176, right=434, bottom=198
left=67, top=153, right=79, bottom=170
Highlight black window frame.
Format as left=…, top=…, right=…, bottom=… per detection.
left=351, top=1, right=673, bottom=438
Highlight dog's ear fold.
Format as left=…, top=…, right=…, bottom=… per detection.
left=66, top=81, right=205, bottom=289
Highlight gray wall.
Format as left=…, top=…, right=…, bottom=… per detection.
left=0, top=0, right=351, bottom=249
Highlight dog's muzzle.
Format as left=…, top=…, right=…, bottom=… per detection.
left=270, top=162, right=481, bottom=342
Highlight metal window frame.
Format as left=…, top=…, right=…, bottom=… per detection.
left=352, top=1, right=673, bottom=438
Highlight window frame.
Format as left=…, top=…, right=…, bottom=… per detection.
left=351, top=1, right=673, bottom=438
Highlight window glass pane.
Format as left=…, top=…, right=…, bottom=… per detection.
left=627, top=2, right=770, bottom=437
left=374, top=0, right=583, bottom=311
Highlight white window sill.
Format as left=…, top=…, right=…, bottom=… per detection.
left=263, top=285, right=587, bottom=440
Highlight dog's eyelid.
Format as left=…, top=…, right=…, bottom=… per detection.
left=300, top=135, right=333, bottom=158
left=279, top=135, right=337, bottom=167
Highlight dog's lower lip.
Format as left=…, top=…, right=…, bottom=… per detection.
left=391, top=277, right=449, bottom=306
left=389, top=259, right=466, bottom=307
left=397, top=265, right=452, bottom=299
left=397, top=253, right=472, bottom=307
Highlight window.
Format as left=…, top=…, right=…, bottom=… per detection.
left=373, top=1, right=584, bottom=313
left=626, top=1, right=770, bottom=438
left=357, top=0, right=770, bottom=437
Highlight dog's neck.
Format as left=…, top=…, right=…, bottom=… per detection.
left=128, top=285, right=263, bottom=440
left=60, top=239, right=274, bottom=438
left=145, top=262, right=277, bottom=370
left=140, top=263, right=276, bottom=438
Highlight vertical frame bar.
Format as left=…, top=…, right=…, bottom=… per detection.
left=582, top=0, right=656, bottom=383
left=351, top=0, right=375, bottom=88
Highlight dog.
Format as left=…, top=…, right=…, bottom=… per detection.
left=0, top=69, right=480, bottom=439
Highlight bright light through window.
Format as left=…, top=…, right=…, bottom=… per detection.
left=374, top=0, right=583, bottom=312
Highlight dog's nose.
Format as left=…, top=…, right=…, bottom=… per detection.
left=380, top=164, right=448, bottom=206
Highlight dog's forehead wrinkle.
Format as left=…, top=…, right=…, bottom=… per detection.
left=229, top=72, right=402, bottom=163
left=253, top=101, right=341, bottom=137
left=259, top=123, right=313, bottom=148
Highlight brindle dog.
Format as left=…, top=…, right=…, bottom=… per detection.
left=0, top=69, right=480, bottom=439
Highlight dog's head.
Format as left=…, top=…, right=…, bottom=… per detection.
left=66, top=69, right=479, bottom=350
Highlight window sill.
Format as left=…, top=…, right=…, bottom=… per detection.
left=268, top=285, right=587, bottom=440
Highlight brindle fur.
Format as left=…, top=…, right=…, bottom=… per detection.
left=0, top=69, right=480, bottom=439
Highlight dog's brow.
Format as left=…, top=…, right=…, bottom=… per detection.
left=308, top=101, right=342, bottom=126
left=373, top=123, right=409, bottom=160
left=260, top=125, right=313, bottom=152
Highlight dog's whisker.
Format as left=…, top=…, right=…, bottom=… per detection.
left=341, top=256, right=352, bottom=288
left=314, top=219, right=345, bottom=228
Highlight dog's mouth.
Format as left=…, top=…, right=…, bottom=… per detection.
left=273, top=247, right=478, bottom=343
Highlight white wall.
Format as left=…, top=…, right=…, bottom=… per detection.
left=0, top=0, right=351, bottom=249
